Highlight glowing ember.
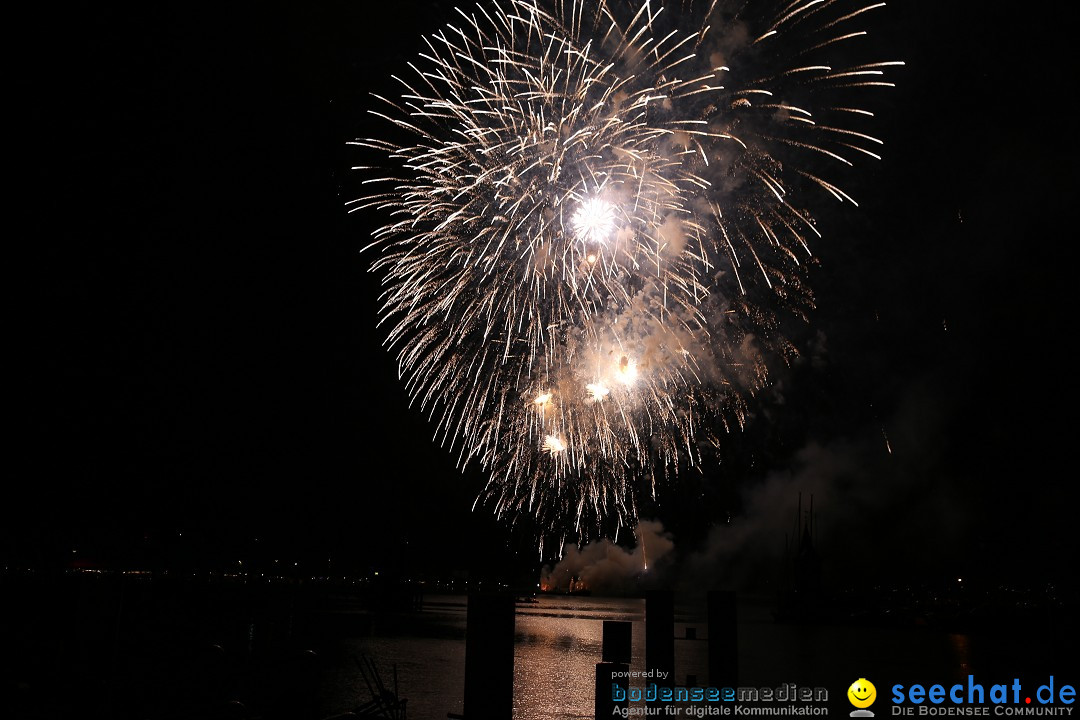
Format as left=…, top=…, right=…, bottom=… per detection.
left=614, top=356, right=638, bottom=386
left=586, top=383, right=610, bottom=401
left=544, top=435, right=567, bottom=454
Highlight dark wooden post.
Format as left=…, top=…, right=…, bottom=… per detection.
left=464, top=592, right=515, bottom=719
left=596, top=619, right=632, bottom=718
left=645, top=590, right=674, bottom=687
left=708, top=590, right=737, bottom=687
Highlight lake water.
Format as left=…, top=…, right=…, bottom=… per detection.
left=316, top=593, right=993, bottom=719
left=5, top=576, right=1067, bottom=720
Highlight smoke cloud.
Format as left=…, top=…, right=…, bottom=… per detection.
left=680, top=377, right=971, bottom=592
left=540, top=520, right=675, bottom=595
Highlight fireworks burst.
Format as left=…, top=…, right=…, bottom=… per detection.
left=350, top=0, right=899, bottom=545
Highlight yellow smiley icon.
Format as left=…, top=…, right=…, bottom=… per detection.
left=848, top=678, right=877, bottom=709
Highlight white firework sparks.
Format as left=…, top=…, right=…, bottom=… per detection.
left=350, top=0, right=900, bottom=542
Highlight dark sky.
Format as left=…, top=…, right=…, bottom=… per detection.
left=9, top=1, right=1076, bottom=583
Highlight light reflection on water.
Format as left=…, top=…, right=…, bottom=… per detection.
left=514, top=597, right=645, bottom=720
left=327, top=594, right=967, bottom=720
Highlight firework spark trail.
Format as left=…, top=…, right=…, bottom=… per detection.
left=350, top=0, right=899, bottom=545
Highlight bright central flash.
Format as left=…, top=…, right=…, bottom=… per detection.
left=543, top=434, right=566, bottom=453
left=571, top=198, right=616, bottom=244
left=615, top=356, right=638, bottom=386
left=534, top=392, right=552, bottom=405
left=586, top=383, right=610, bottom=401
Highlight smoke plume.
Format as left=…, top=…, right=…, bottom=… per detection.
left=540, top=520, right=674, bottom=595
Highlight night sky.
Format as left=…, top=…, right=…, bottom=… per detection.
left=10, top=1, right=1075, bottom=585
